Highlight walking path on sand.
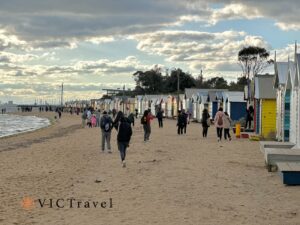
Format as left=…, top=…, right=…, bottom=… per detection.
left=0, top=112, right=299, bottom=225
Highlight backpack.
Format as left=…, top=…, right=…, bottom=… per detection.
left=217, top=115, right=223, bottom=126
left=101, top=117, right=111, bottom=132
left=141, top=116, right=147, bottom=125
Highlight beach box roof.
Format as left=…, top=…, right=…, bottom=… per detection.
left=254, top=74, right=276, bottom=99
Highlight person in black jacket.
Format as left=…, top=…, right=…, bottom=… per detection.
left=177, top=110, right=185, bottom=135
left=117, top=116, right=133, bottom=167
left=201, top=108, right=210, bottom=137
left=156, top=108, right=163, bottom=128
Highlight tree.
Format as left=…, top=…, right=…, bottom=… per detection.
left=133, top=66, right=164, bottom=94
left=164, top=69, right=196, bottom=93
left=238, top=46, right=273, bottom=101
left=203, top=77, right=228, bottom=89
left=228, top=76, right=248, bottom=91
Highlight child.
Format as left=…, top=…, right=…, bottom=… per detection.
left=91, top=114, right=97, bottom=127
left=223, top=112, right=232, bottom=141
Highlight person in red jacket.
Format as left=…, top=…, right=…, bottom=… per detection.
left=141, top=109, right=154, bottom=142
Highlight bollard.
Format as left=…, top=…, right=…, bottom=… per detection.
left=236, top=123, right=241, bottom=138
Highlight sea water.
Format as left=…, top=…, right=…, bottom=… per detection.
left=0, top=114, right=50, bottom=138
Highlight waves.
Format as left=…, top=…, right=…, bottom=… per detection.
left=0, top=114, right=50, bottom=138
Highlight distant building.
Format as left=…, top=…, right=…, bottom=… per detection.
left=0, top=101, right=18, bottom=113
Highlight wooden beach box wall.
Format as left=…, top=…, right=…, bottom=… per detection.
left=254, top=74, right=277, bottom=139
left=127, top=98, right=135, bottom=113
left=197, top=92, right=209, bottom=122
left=284, top=61, right=295, bottom=142
left=172, top=97, right=178, bottom=117
left=254, top=98, right=261, bottom=134
left=178, top=94, right=186, bottom=111
left=184, top=88, right=202, bottom=120
left=196, top=95, right=202, bottom=122
left=223, top=92, right=247, bottom=121
left=191, top=94, right=198, bottom=120
left=289, top=52, right=300, bottom=148
left=136, top=95, right=143, bottom=115
left=274, top=62, right=289, bottom=141
left=166, top=95, right=173, bottom=118
left=160, top=96, right=168, bottom=117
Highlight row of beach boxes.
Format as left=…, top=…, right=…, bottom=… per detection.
left=90, top=92, right=247, bottom=123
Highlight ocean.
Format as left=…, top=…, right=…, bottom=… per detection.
left=0, top=114, right=50, bottom=138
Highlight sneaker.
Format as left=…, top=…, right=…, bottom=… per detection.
left=229, top=137, right=232, bottom=141
left=108, top=150, right=112, bottom=154
left=122, top=161, right=126, bottom=168
left=217, top=138, right=220, bottom=142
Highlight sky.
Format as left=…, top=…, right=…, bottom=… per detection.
left=1, top=0, right=300, bottom=104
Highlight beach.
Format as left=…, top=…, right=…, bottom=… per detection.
left=0, top=112, right=299, bottom=225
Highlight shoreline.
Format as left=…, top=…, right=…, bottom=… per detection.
left=0, top=112, right=56, bottom=140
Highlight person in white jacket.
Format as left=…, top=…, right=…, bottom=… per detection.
left=214, top=107, right=225, bottom=142
left=223, top=112, right=232, bottom=141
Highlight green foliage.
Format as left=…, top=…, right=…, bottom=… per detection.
left=202, top=77, right=228, bottom=89
left=238, top=45, right=273, bottom=79
left=132, top=67, right=249, bottom=95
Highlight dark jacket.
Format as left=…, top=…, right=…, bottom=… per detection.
left=202, top=112, right=210, bottom=127
left=156, top=111, right=163, bottom=119
left=117, top=118, right=133, bottom=142
left=128, top=113, right=135, bottom=124
left=177, top=113, right=186, bottom=126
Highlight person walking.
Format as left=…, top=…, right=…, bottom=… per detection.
left=177, top=110, right=185, bottom=135
left=201, top=108, right=210, bottom=137
left=156, top=109, right=163, bottom=128
left=182, top=109, right=188, bottom=134
left=214, top=107, right=225, bottom=141
left=128, top=113, right=135, bottom=127
left=86, top=108, right=92, bottom=127
left=81, top=109, right=87, bottom=128
left=100, top=111, right=113, bottom=153
left=117, top=116, right=133, bottom=167
left=223, top=112, right=232, bottom=141
left=141, top=110, right=154, bottom=142
left=95, top=109, right=101, bottom=127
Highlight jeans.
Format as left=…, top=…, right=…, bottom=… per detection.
left=96, top=118, right=100, bottom=127
left=216, top=127, right=223, bottom=140
left=143, top=124, right=151, bottom=141
left=101, top=131, right=111, bottom=151
left=245, top=119, right=252, bottom=129
left=177, top=125, right=184, bottom=135
left=202, top=126, right=208, bottom=137
left=118, top=141, right=128, bottom=161
left=224, top=128, right=231, bottom=140
left=158, top=118, right=163, bottom=128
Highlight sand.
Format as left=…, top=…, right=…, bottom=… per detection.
left=0, top=112, right=299, bottom=225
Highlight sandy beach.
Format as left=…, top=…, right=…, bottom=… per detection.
left=0, top=112, right=299, bottom=225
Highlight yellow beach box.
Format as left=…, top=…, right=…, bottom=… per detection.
left=254, top=74, right=277, bottom=139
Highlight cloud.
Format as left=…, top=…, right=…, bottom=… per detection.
left=0, top=51, right=37, bottom=64
left=131, top=30, right=269, bottom=72
left=0, top=55, right=159, bottom=102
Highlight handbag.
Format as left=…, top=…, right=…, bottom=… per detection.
left=206, top=118, right=211, bottom=126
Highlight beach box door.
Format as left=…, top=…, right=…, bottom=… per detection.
left=230, top=102, right=247, bottom=121
left=261, top=99, right=276, bottom=138
left=284, top=91, right=291, bottom=141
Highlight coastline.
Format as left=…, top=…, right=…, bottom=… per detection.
left=0, top=112, right=54, bottom=140
left=0, top=112, right=299, bottom=225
